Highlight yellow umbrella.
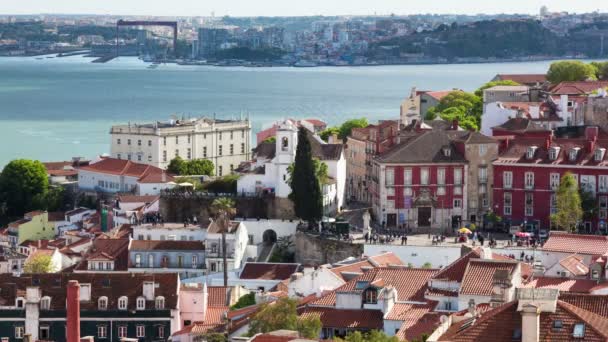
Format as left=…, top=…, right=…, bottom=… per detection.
left=458, top=227, right=472, bottom=234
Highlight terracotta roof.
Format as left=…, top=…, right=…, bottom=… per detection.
left=543, top=232, right=608, bottom=255
left=368, top=252, right=404, bottom=267
left=396, top=310, right=442, bottom=342
left=330, top=260, right=375, bottom=280
left=117, top=195, right=159, bottom=203
left=439, top=300, right=608, bottom=341
left=376, top=129, right=467, bottom=164
left=306, top=129, right=344, bottom=161
left=559, top=254, right=589, bottom=276
left=208, top=286, right=230, bottom=306
left=47, top=211, right=65, bottom=222
left=0, top=273, right=178, bottom=311
left=494, top=74, right=547, bottom=85
left=432, top=250, right=479, bottom=282
left=311, top=267, right=436, bottom=306
left=299, top=307, right=383, bottom=330
left=74, top=238, right=129, bottom=271
left=492, top=117, right=550, bottom=133
left=524, top=277, right=599, bottom=293
left=240, top=263, right=299, bottom=280
left=560, top=293, right=608, bottom=318
left=551, top=81, right=608, bottom=95
left=423, top=90, right=455, bottom=100
left=79, top=158, right=173, bottom=183
left=459, top=260, right=518, bottom=296
left=129, top=240, right=205, bottom=251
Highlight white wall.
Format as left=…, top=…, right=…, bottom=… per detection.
left=287, top=267, right=345, bottom=297
left=239, top=220, right=298, bottom=245
left=132, top=226, right=206, bottom=241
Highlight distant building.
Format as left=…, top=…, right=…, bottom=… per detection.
left=110, top=117, right=252, bottom=176
left=491, top=74, right=549, bottom=87
left=400, top=88, right=456, bottom=126
left=129, top=240, right=206, bottom=279
left=6, top=211, right=55, bottom=247
left=256, top=118, right=326, bottom=146
left=198, top=28, right=230, bottom=58
left=483, top=85, right=531, bottom=104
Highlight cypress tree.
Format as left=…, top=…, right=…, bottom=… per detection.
left=291, top=127, right=323, bottom=227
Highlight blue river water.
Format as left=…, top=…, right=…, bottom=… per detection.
left=0, top=55, right=558, bottom=166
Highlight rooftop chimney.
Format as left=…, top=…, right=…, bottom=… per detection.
left=521, top=304, right=540, bottom=342
left=67, top=280, right=81, bottom=342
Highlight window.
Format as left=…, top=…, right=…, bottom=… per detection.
left=525, top=193, right=534, bottom=216
left=137, top=296, right=146, bottom=310
left=525, top=172, right=534, bottom=189
left=526, top=146, right=537, bottom=159
left=163, top=137, right=166, bottom=146
left=39, top=325, right=49, bottom=340
left=163, top=150, right=167, bottom=162
left=15, top=326, right=24, bottom=339
left=97, top=325, right=108, bottom=338
left=117, top=153, right=121, bottom=160
left=437, top=168, right=446, bottom=185
left=203, top=146, right=207, bottom=158
left=155, top=296, right=165, bottom=309
left=177, top=255, right=184, bottom=268
left=504, top=193, right=512, bottom=215
left=175, top=136, right=179, bottom=144
left=127, top=139, right=131, bottom=146
left=241, top=143, right=245, bottom=154
left=148, top=254, right=154, bottom=267
left=98, top=296, right=108, bottom=310
left=404, top=187, right=412, bottom=197
left=187, top=134, right=191, bottom=143
left=40, top=296, right=51, bottom=310
left=219, top=166, right=223, bottom=176
left=241, top=130, right=245, bottom=138
left=187, top=148, right=191, bottom=159
left=421, top=168, right=429, bottom=185
left=118, top=296, right=128, bottom=310
left=363, top=289, right=377, bottom=304
left=479, top=145, right=487, bottom=156
left=550, top=194, right=558, bottom=215
left=503, top=171, right=513, bottom=189
left=135, top=254, right=142, bottom=268
left=596, top=148, right=606, bottom=162
left=453, top=199, right=462, bottom=209
left=404, top=169, right=412, bottom=186
left=117, top=138, right=121, bottom=145
left=219, top=145, right=223, bottom=156
left=385, top=168, right=394, bottom=186
left=570, top=148, right=580, bottom=161
left=478, top=167, right=487, bottom=183
left=454, top=168, right=462, bottom=185
left=573, top=323, right=585, bottom=338
left=137, top=139, right=141, bottom=146
left=600, top=196, right=608, bottom=219
left=549, top=147, right=560, bottom=160
left=230, top=144, right=234, bottom=155
left=118, top=326, right=127, bottom=338
left=219, top=132, right=223, bottom=141
left=175, top=149, right=179, bottom=158
left=600, top=176, right=608, bottom=193
left=127, top=154, right=132, bottom=161
left=550, top=173, right=560, bottom=190
left=148, top=140, right=152, bottom=147
left=136, top=325, right=145, bottom=338
left=192, top=255, right=198, bottom=269
left=158, top=326, right=165, bottom=338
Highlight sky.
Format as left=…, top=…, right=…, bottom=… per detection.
left=1, top=0, right=607, bottom=17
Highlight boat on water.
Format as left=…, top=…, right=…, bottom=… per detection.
left=294, top=60, right=318, bottom=67
left=147, top=64, right=159, bottom=69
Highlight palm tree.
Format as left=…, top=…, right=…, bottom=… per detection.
left=210, top=197, right=236, bottom=287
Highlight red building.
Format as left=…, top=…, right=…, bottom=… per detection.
left=493, top=120, right=608, bottom=233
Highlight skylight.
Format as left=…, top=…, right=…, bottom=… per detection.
left=573, top=323, right=585, bottom=338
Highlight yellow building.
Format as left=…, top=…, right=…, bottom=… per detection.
left=7, top=211, right=55, bottom=247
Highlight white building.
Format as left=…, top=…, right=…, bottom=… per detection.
left=78, top=157, right=176, bottom=195
left=112, top=195, right=160, bottom=227
left=110, top=117, right=252, bottom=176
left=204, top=220, right=250, bottom=274
left=237, top=120, right=346, bottom=213
left=132, top=222, right=206, bottom=242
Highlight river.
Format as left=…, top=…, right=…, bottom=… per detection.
left=0, top=55, right=557, bottom=166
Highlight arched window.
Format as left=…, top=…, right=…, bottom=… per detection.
left=40, top=296, right=51, bottom=310
left=98, top=296, right=108, bottom=310
left=136, top=296, right=146, bottom=310
left=118, top=296, right=128, bottom=310
left=281, top=137, right=289, bottom=151
left=155, top=296, right=165, bottom=310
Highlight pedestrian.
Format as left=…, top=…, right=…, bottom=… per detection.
left=404, top=236, right=408, bottom=245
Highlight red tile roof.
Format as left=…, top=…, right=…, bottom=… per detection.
left=79, top=158, right=174, bottom=183
left=396, top=311, right=442, bottom=342
left=459, top=260, right=518, bottom=296
left=368, top=252, right=404, bottom=267
left=74, top=238, right=129, bottom=271
left=494, top=74, right=547, bottom=85
left=239, top=263, right=300, bottom=280
left=524, top=276, right=599, bottom=293
left=129, top=240, right=205, bottom=251
left=117, top=195, right=159, bottom=203
left=559, top=254, right=589, bottom=276
left=208, top=286, right=229, bottom=307
left=424, top=90, right=454, bottom=100
left=560, top=293, right=608, bottom=318
left=543, top=232, right=608, bottom=255
left=299, top=307, right=383, bottom=330
left=551, top=81, right=608, bottom=95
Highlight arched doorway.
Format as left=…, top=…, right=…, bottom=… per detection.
left=262, top=229, right=277, bottom=245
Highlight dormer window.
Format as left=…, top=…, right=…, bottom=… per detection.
left=363, top=289, right=377, bottom=304
left=526, top=146, right=538, bottom=160
left=595, top=148, right=606, bottom=162
left=155, top=296, right=165, bottom=310
left=136, top=296, right=146, bottom=310
left=118, top=296, right=128, bottom=310
left=442, top=146, right=451, bottom=157
left=549, top=147, right=560, bottom=161
left=570, top=148, right=580, bottom=162
left=98, top=296, right=108, bottom=310
left=40, top=296, right=51, bottom=310
left=573, top=323, right=585, bottom=338
left=16, top=297, right=24, bottom=309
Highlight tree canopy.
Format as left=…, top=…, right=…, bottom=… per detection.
left=0, top=159, right=49, bottom=218
left=320, top=118, right=368, bottom=142
left=336, top=330, right=399, bottom=342
left=290, top=127, right=323, bottom=225
left=425, top=90, right=482, bottom=130
left=551, top=172, right=583, bottom=232
left=167, top=156, right=214, bottom=176
left=230, top=292, right=256, bottom=310
left=24, top=254, right=54, bottom=273
left=546, top=60, right=597, bottom=84
left=248, top=297, right=321, bottom=339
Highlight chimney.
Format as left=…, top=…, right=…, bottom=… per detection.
left=67, top=280, right=81, bottom=342
left=521, top=304, right=540, bottom=342
left=161, top=171, right=167, bottom=183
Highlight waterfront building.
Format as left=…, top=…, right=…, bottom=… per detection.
left=198, top=28, right=231, bottom=58
left=110, top=117, right=252, bottom=176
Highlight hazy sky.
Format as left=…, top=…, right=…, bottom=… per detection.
left=1, top=0, right=606, bottom=17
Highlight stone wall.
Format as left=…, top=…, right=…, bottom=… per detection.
left=295, top=231, right=363, bottom=266
left=160, top=193, right=295, bottom=223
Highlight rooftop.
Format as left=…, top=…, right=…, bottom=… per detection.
left=239, top=262, right=300, bottom=280
left=543, top=232, right=608, bottom=255
left=129, top=240, right=205, bottom=251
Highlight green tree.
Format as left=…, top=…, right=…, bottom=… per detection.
left=167, top=156, right=187, bottom=175
left=287, top=159, right=329, bottom=187
left=24, top=254, right=54, bottom=273
left=319, top=127, right=340, bottom=142
left=474, top=80, right=520, bottom=97
left=210, top=197, right=237, bottom=286
left=0, top=159, right=49, bottom=217
left=338, top=118, right=368, bottom=141
left=248, top=298, right=321, bottom=339
left=184, top=159, right=215, bottom=176
left=546, top=60, right=597, bottom=84
left=195, top=333, right=227, bottom=342
left=422, top=262, right=433, bottom=269
left=426, top=91, right=482, bottom=130
left=290, top=127, right=323, bottom=227
left=337, top=330, right=399, bottom=342
left=230, top=293, right=256, bottom=310
left=550, top=172, right=583, bottom=232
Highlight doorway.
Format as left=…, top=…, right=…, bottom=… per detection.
left=418, top=207, right=432, bottom=227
